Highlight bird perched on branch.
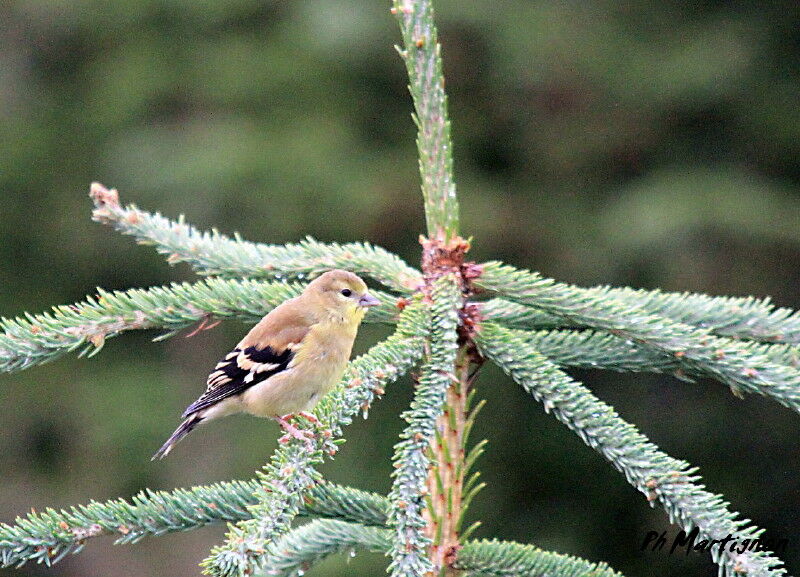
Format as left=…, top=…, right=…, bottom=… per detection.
left=152, top=269, right=380, bottom=459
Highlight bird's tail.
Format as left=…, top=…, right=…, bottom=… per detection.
left=151, top=414, right=203, bottom=460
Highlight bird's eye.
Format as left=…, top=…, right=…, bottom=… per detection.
left=340, top=289, right=352, bottom=297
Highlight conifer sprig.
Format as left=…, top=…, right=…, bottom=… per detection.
left=455, top=539, right=624, bottom=577
left=477, top=322, right=787, bottom=577
left=261, top=520, right=391, bottom=577
left=89, top=183, right=422, bottom=293
left=1, top=477, right=630, bottom=577
left=0, top=279, right=397, bottom=374
left=0, top=481, right=387, bottom=569
left=477, top=263, right=800, bottom=414
left=388, top=275, right=460, bottom=577
left=482, top=287, right=800, bottom=343
left=391, top=0, right=458, bottom=238
left=259, top=523, right=629, bottom=577
left=258, top=519, right=622, bottom=577
left=259, top=524, right=628, bottom=577
left=517, top=327, right=800, bottom=385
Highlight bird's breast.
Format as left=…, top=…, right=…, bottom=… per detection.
left=292, top=319, right=358, bottom=367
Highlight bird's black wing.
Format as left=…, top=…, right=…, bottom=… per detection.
left=182, top=345, right=294, bottom=417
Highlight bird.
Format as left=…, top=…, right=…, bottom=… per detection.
left=152, top=269, right=381, bottom=459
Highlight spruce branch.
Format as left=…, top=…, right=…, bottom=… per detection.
left=259, top=525, right=627, bottom=577
left=260, top=522, right=627, bottom=577
left=89, top=183, right=422, bottom=293
left=476, top=263, right=800, bottom=415
left=300, top=481, right=389, bottom=528
left=3, top=475, right=629, bottom=576
left=479, top=299, right=568, bottom=330
left=518, top=326, right=800, bottom=386
left=0, top=480, right=387, bottom=569
left=391, top=0, right=459, bottom=238
left=477, top=322, right=787, bottom=577
left=456, top=539, right=623, bottom=577
left=260, top=523, right=627, bottom=577
left=0, top=279, right=398, bottom=374
left=203, top=303, right=427, bottom=577
left=260, top=520, right=391, bottom=577
left=388, top=275, right=460, bottom=577
left=482, top=286, right=800, bottom=343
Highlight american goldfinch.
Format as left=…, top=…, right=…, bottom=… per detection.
left=152, top=269, right=380, bottom=459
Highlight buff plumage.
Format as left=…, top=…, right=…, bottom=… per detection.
left=152, top=269, right=379, bottom=459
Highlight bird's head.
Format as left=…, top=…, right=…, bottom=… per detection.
left=305, top=269, right=380, bottom=321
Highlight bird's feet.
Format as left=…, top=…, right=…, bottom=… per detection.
left=275, top=414, right=316, bottom=451
left=184, top=315, right=221, bottom=338
left=296, top=411, right=320, bottom=424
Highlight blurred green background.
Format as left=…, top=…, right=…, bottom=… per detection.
left=2, top=1, right=800, bottom=575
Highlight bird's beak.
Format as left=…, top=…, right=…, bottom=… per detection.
left=358, top=293, right=381, bottom=308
